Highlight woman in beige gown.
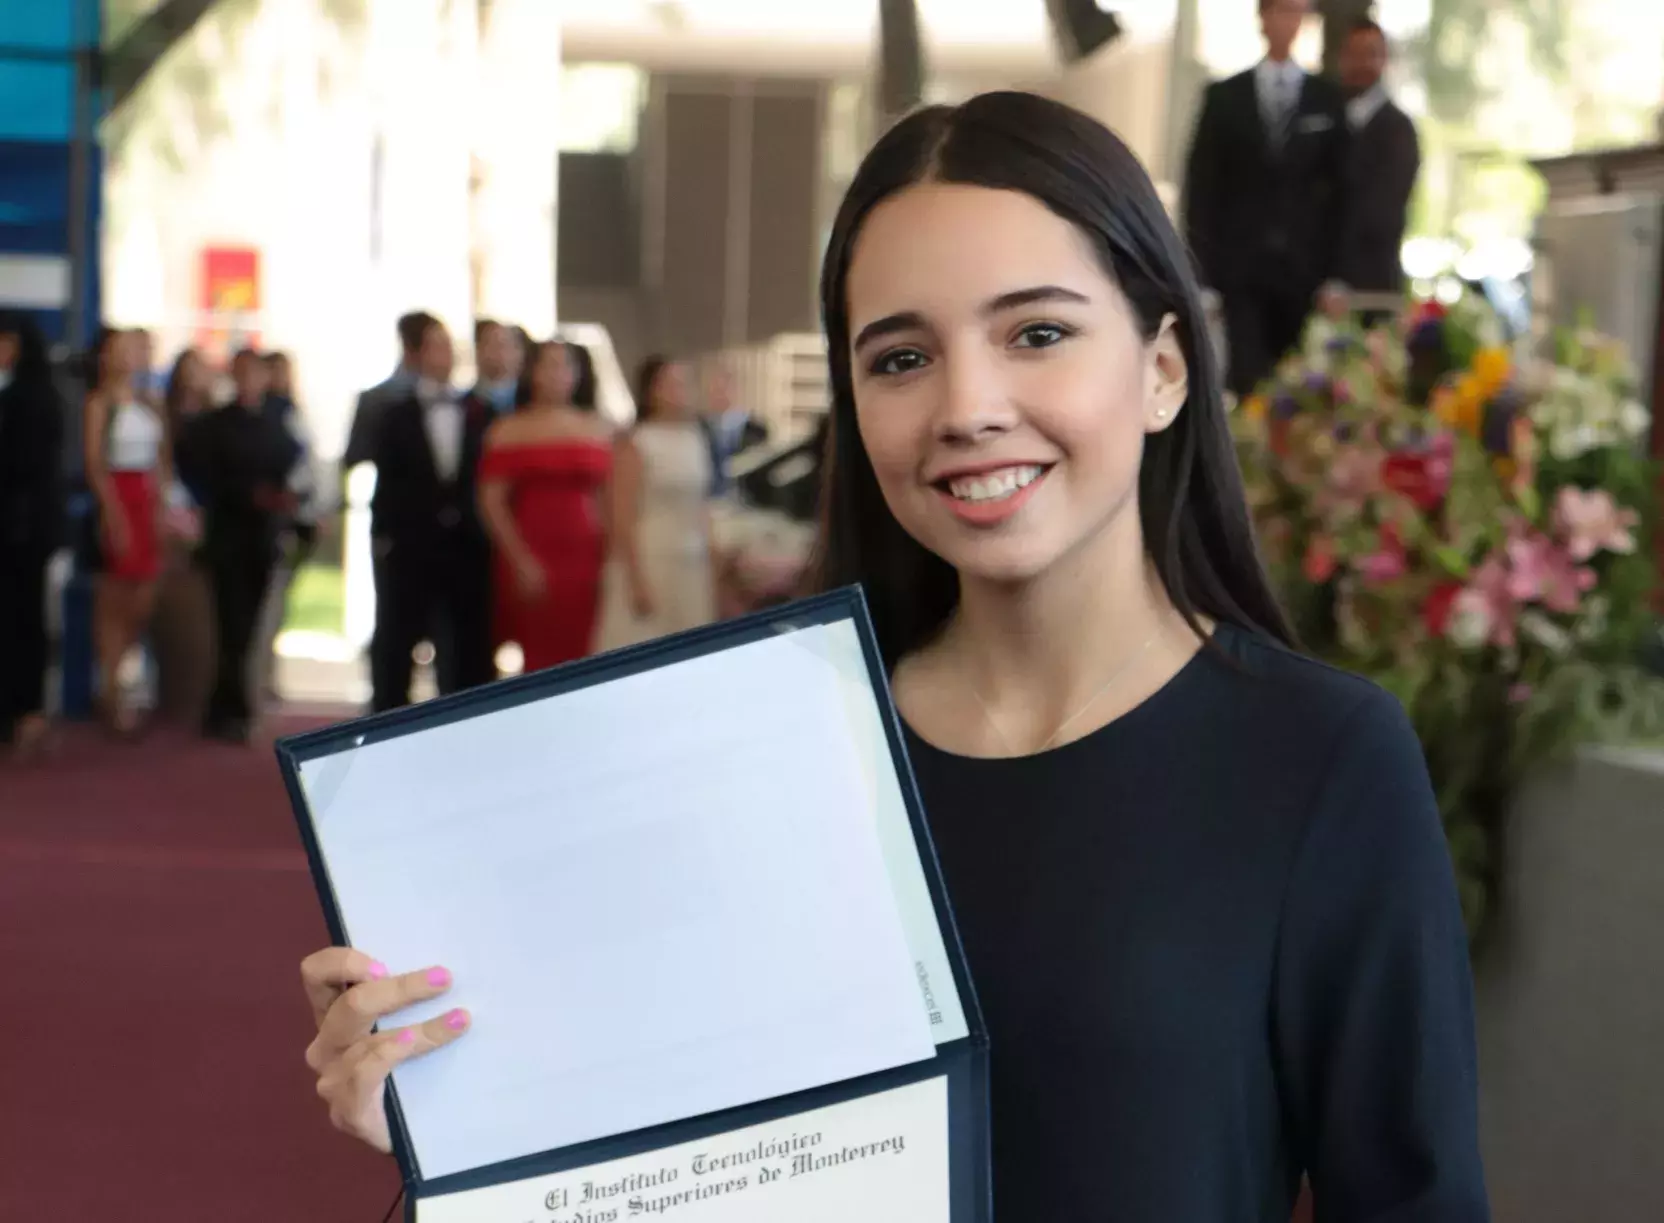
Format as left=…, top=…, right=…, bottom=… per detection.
left=597, top=356, right=717, bottom=651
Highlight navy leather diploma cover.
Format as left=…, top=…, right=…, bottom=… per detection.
left=277, top=588, right=990, bottom=1222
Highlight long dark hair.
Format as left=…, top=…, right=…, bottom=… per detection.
left=565, top=342, right=597, bottom=411
left=633, top=354, right=672, bottom=425
left=807, top=91, right=1293, bottom=666
left=90, top=325, right=128, bottom=389
left=513, top=340, right=567, bottom=411
left=0, top=309, right=51, bottom=391
left=164, top=347, right=206, bottom=435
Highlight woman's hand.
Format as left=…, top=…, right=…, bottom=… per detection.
left=513, top=555, right=549, bottom=603
left=629, top=572, right=656, bottom=621
left=301, top=947, right=471, bottom=1154
left=104, top=508, right=132, bottom=560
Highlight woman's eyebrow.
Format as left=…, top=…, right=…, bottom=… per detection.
left=851, top=285, right=1091, bottom=353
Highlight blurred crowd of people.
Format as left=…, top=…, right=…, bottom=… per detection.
left=343, top=311, right=765, bottom=718
left=1184, top=12, right=1420, bottom=393
left=0, top=308, right=770, bottom=759
left=0, top=315, right=322, bottom=753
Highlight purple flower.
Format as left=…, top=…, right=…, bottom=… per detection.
left=1271, top=393, right=1299, bottom=420
left=1407, top=319, right=1445, bottom=352
left=1480, top=398, right=1518, bottom=456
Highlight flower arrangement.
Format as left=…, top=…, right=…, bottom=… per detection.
left=1232, top=293, right=1664, bottom=937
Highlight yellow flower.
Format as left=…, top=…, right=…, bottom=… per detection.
left=1244, top=394, right=1268, bottom=422
left=1472, top=346, right=1511, bottom=396
left=1432, top=384, right=1460, bottom=428
left=1436, top=375, right=1484, bottom=436
left=1456, top=390, right=1484, bottom=436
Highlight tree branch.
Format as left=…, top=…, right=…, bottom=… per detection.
left=104, top=0, right=223, bottom=114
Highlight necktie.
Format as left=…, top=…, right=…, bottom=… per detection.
left=1272, top=71, right=1297, bottom=151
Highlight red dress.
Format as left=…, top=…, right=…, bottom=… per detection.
left=103, top=401, right=165, bottom=583
left=479, top=438, right=613, bottom=674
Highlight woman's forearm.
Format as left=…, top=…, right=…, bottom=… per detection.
left=81, top=396, right=118, bottom=513
left=609, top=440, right=649, bottom=588
left=478, top=479, right=536, bottom=570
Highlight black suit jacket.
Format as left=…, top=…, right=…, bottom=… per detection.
left=175, top=401, right=300, bottom=560
left=0, top=375, right=65, bottom=554
left=342, top=372, right=414, bottom=471
left=1337, top=97, right=1420, bottom=293
left=1183, top=68, right=1350, bottom=296
left=367, top=390, right=491, bottom=558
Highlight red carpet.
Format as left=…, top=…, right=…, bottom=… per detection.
left=0, top=716, right=399, bottom=1221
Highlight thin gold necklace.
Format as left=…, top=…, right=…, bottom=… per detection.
left=969, top=635, right=1159, bottom=755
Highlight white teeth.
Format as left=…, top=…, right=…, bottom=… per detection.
left=946, top=465, right=1044, bottom=503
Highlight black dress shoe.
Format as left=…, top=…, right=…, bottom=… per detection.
left=202, top=718, right=251, bottom=745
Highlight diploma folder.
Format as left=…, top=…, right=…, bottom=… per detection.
left=277, top=587, right=991, bottom=1223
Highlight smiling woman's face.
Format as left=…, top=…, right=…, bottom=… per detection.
left=844, top=182, right=1185, bottom=587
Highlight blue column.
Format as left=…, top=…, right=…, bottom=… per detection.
left=1, top=0, right=104, bottom=717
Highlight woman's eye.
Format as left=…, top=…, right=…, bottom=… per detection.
left=1012, top=323, right=1072, bottom=349
left=869, top=348, right=929, bottom=377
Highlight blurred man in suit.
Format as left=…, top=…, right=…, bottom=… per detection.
left=469, top=318, right=523, bottom=414
left=177, top=348, right=300, bottom=743
left=1336, top=18, right=1420, bottom=305
left=365, top=316, right=495, bottom=712
left=342, top=311, right=430, bottom=471
left=1183, top=0, right=1349, bottom=395
left=699, top=364, right=768, bottom=499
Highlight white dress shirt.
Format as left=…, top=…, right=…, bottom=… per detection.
left=1347, top=83, right=1389, bottom=131
left=419, top=382, right=465, bottom=483
left=1255, top=58, right=1306, bottom=146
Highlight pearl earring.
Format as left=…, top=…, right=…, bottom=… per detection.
left=1155, top=408, right=1169, bottom=419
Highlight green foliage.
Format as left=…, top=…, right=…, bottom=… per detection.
left=101, top=0, right=367, bottom=174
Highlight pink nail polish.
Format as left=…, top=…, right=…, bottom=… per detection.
left=427, top=967, right=452, bottom=988
left=396, top=1028, right=416, bottom=1045
left=445, top=1009, right=468, bottom=1031
left=368, top=961, right=389, bottom=980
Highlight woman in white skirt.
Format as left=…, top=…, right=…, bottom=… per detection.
left=596, top=356, right=717, bottom=651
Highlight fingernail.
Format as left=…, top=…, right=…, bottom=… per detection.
left=368, top=961, right=389, bottom=980
left=396, top=1028, right=416, bottom=1045
left=427, top=967, right=452, bottom=988
left=445, top=1009, right=469, bottom=1031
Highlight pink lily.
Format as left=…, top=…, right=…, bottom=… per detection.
left=1552, top=486, right=1639, bottom=561
left=1505, top=529, right=1596, bottom=614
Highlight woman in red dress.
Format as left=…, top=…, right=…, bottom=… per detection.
left=476, top=341, right=617, bottom=674
left=82, top=326, right=170, bottom=734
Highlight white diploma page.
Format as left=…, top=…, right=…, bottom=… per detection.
left=415, top=1076, right=951, bottom=1223
left=297, top=623, right=937, bottom=1181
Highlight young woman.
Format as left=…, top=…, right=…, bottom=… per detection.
left=594, top=355, right=720, bottom=649
left=298, top=93, right=1487, bottom=1220
left=83, top=326, right=169, bottom=735
left=476, top=341, right=616, bottom=673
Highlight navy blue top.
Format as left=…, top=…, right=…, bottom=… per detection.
left=904, top=623, right=1489, bottom=1221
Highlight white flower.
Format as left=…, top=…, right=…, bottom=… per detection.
left=1576, top=595, right=1610, bottom=643
left=1520, top=610, right=1574, bottom=655
left=1303, top=318, right=1338, bottom=365
left=1549, top=423, right=1600, bottom=460
left=1619, top=398, right=1650, bottom=438
left=1448, top=590, right=1493, bottom=649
